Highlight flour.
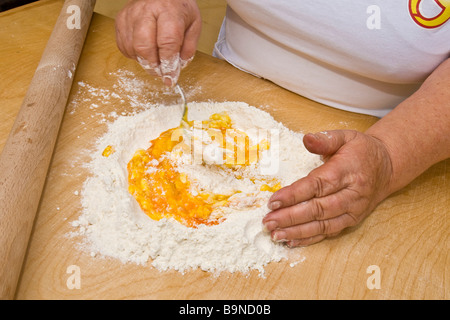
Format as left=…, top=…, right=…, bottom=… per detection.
left=137, top=53, right=193, bottom=87
left=70, top=88, right=322, bottom=276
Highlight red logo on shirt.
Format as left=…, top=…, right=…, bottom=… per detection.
left=409, top=0, right=450, bottom=28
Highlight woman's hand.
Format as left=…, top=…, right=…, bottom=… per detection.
left=263, top=130, right=394, bottom=247
left=115, top=0, right=202, bottom=86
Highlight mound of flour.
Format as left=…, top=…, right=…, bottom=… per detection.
left=71, top=101, right=322, bottom=276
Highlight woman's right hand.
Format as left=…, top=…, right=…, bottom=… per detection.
left=115, top=0, right=202, bottom=86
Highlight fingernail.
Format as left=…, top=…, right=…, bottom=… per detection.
left=162, top=76, right=173, bottom=87
left=273, top=231, right=287, bottom=242
left=137, top=56, right=153, bottom=71
left=268, top=200, right=281, bottom=211
left=180, top=55, right=194, bottom=69
left=319, top=131, right=333, bottom=139
left=160, top=54, right=180, bottom=74
left=286, top=240, right=300, bottom=248
left=136, top=56, right=149, bottom=66
left=137, top=56, right=162, bottom=76
left=263, top=221, right=277, bottom=232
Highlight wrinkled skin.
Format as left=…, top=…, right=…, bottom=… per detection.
left=115, top=0, right=201, bottom=86
left=262, top=130, right=393, bottom=247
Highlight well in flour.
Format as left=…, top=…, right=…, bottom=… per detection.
left=71, top=101, right=322, bottom=276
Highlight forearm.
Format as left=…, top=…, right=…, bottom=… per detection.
left=366, top=58, right=450, bottom=194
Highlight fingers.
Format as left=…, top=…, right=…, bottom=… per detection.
left=263, top=191, right=359, bottom=245
left=286, top=235, right=327, bottom=247
left=264, top=130, right=365, bottom=247
left=264, top=207, right=358, bottom=246
left=271, top=214, right=356, bottom=245
left=115, top=0, right=201, bottom=86
left=115, top=6, right=135, bottom=59
left=264, top=191, right=351, bottom=229
left=267, top=130, right=358, bottom=211
left=268, top=162, right=349, bottom=211
left=303, top=131, right=343, bottom=156
left=133, top=16, right=159, bottom=65
left=155, top=9, right=201, bottom=86
left=155, top=12, right=184, bottom=86
left=180, top=18, right=201, bottom=63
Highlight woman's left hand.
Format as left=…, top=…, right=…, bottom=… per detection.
left=263, top=130, right=394, bottom=247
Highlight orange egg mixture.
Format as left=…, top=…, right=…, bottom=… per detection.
left=105, top=111, right=281, bottom=228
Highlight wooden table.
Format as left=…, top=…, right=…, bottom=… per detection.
left=1, top=0, right=448, bottom=300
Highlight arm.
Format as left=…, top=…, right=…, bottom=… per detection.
left=263, top=58, right=450, bottom=247
left=366, top=58, right=450, bottom=194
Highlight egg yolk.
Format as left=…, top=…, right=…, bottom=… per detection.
left=126, top=111, right=278, bottom=228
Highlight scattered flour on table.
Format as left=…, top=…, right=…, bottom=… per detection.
left=69, top=93, right=321, bottom=276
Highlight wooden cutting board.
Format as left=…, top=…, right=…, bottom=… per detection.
left=1, top=0, right=448, bottom=299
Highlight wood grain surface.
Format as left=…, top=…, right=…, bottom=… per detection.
left=0, top=0, right=96, bottom=299
left=1, top=0, right=448, bottom=300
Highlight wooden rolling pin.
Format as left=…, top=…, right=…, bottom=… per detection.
left=0, top=0, right=96, bottom=299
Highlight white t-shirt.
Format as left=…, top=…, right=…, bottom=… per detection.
left=213, top=0, right=450, bottom=117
